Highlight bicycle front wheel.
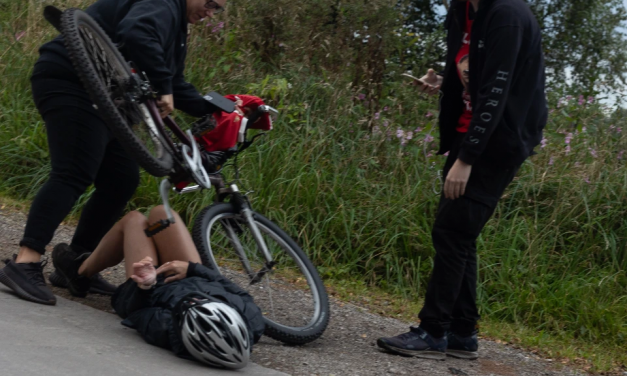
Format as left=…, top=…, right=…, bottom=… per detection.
left=192, top=203, right=330, bottom=345
left=61, top=8, right=173, bottom=177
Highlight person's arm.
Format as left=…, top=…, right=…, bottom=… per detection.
left=112, top=283, right=154, bottom=318
left=171, top=69, right=220, bottom=117
left=115, top=0, right=177, bottom=96
left=122, top=307, right=174, bottom=350
left=457, top=21, right=523, bottom=165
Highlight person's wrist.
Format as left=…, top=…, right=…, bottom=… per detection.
left=138, top=280, right=156, bottom=290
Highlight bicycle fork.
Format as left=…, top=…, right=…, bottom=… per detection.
left=223, top=184, right=276, bottom=285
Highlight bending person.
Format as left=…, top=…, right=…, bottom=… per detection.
left=52, top=205, right=264, bottom=369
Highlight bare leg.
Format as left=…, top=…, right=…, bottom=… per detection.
left=78, top=211, right=158, bottom=279
left=148, top=205, right=201, bottom=264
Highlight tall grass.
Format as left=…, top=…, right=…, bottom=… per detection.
left=1, top=0, right=626, bottom=370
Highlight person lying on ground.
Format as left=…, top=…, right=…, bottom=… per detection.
left=51, top=205, right=265, bottom=369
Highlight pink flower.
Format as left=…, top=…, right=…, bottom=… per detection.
left=566, top=95, right=573, bottom=101
left=582, top=126, right=587, bottom=132
left=565, top=145, right=571, bottom=154
left=426, top=151, right=434, bottom=157
left=374, top=112, right=380, bottom=120
left=396, top=128, right=404, bottom=139
left=15, top=31, right=25, bottom=41
left=383, top=106, right=389, bottom=111
left=443, top=151, right=450, bottom=156
left=383, top=120, right=389, bottom=127
left=617, top=127, right=622, bottom=134
left=565, top=133, right=573, bottom=144
left=548, top=157, right=554, bottom=165
left=212, top=21, right=224, bottom=33
left=584, top=176, right=590, bottom=184
left=414, top=127, right=423, bottom=132
left=357, top=93, right=366, bottom=100
left=541, top=137, right=548, bottom=148
left=425, top=111, right=434, bottom=118
left=425, top=135, right=434, bottom=143
left=587, top=96, right=594, bottom=104
left=589, top=148, right=597, bottom=158
left=618, top=151, right=625, bottom=160
left=578, top=95, right=585, bottom=105
left=405, top=131, right=413, bottom=140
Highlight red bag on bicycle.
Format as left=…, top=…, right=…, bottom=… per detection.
left=196, top=94, right=273, bottom=152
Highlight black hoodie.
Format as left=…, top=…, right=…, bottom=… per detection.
left=36, top=0, right=215, bottom=117
left=438, top=0, right=548, bottom=167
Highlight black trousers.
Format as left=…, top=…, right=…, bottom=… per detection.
left=418, top=136, right=520, bottom=338
left=20, top=62, right=139, bottom=255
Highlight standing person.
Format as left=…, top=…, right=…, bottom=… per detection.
left=0, top=0, right=227, bottom=305
left=377, top=0, right=547, bottom=360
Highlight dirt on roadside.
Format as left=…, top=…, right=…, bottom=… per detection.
left=0, top=208, right=585, bottom=376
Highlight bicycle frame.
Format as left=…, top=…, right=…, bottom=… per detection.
left=142, top=95, right=279, bottom=283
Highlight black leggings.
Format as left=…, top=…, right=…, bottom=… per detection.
left=21, top=63, right=139, bottom=255
left=418, top=135, right=520, bottom=338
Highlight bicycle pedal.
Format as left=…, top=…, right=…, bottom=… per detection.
left=144, top=219, right=171, bottom=237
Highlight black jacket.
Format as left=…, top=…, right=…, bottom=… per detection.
left=111, top=262, right=265, bottom=356
left=36, top=0, right=215, bottom=117
left=438, top=0, right=547, bottom=167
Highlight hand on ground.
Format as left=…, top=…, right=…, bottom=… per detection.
left=155, top=260, right=189, bottom=283
left=417, top=69, right=443, bottom=96
left=131, top=256, right=157, bottom=288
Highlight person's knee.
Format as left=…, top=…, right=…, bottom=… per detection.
left=148, top=205, right=180, bottom=223
left=121, top=210, right=148, bottom=229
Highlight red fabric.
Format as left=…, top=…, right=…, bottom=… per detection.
left=455, top=2, right=473, bottom=133
left=195, top=94, right=273, bottom=153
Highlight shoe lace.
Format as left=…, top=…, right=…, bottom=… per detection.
left=395, top=328, right=422, bottom=342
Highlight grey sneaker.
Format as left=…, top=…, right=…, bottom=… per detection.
left=51, top=243, right=91, bottom=297
left=377, top=326, right=447, bottom=360
left=0, top=255, right=56, bottom=305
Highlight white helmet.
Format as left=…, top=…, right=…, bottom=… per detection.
left=180, top=299, right=251, bottom=369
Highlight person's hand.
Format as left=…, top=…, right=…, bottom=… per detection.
left=155, top=260, right=189, bottom=283
left=444, top=159, right=472, bottom=199
left=417, top=69, right=443, bottom=96
left=131, top=256, right=157, bottom=288
left=157, top=94, right=174, bottom=118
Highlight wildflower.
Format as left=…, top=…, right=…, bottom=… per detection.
left=383, top=106, right=389, bottom=111
left=584, top=176, right=590, bottom=184
left=425, top=134, right=434, bottom=143
left=589, top=148, right=597, bottom=158
left=405, top=131, right=413, bottom=140
left=383, top=120, right=389, bottom=127
left=565, top=133, right=573, bottom=144
left=617, top=127, right=622, bottom=134
left=374, top=112, right=380, bottom=120
left=578, top=95, right=585, bottom=105
left=15, top=31, right=25, bottom=41
left=426, top=151, right=434, bottom=157
left=618, top=151, right=625, bottom=160
left=587, top=96, right=594, bottom=104
left=541, top=137, right=548, bottom=148
left=443, top=151, right=450, bottom=156
left=548, top=157, right=554, bottom=165
left=566, top=95, right=573, bottom=101
left=582, top=126, right=587, bottom=133
left=425, top=111, right=433, bottom=118
left=414, top=127, right=422, bottom=132
left=565, top=145, right=571, bottom=154
left=357, top=93, right=366, bottom=100
left=396, top=128, right=404, bottom=139
left=211, top=21, right=224, bottom=33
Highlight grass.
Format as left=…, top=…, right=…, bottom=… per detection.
left=0, top=0, right=626, bottom=374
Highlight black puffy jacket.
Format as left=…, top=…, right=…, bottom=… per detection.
left=438, top=0, right=548, bottom=167
left=111, top=262, right=265, bottom=356
left=36, top=0, right=216, bottom=117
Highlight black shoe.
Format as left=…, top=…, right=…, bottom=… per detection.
left=51, top=243, right=91, bottom=297
left=0, top=255, right=56, bottom=305
left=447, top=331, right=479, bottom=360
left=49, top=269, right=117, bottom=296
left=377, top=327, right=447, bottom=360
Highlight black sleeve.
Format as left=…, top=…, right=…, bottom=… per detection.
left=111, top=282, right=154, bottom=319
left=115, top=0, right=177, bottom=96
left=124, top=307, right=174, bottom=350
left=457, top=24, right=523, bottom=165
left=171, top=69, right=219, bottom=117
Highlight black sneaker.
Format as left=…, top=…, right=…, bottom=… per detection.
left=377, top=326, right=447, bottom=360
left=447, top=331, right=479, bottom=360
left=0, top=255, right=56, bottom=305
left=51, top=243, right=91, bottom=297
left=49, top=269, right=117, bottom=296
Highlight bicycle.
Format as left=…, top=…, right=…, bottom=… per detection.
left=44, top=5, right=329, bottom=345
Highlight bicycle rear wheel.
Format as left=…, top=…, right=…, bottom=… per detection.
left=192, top=203, right=330, bottom=345
left=61, top=8, right=173, bottom=177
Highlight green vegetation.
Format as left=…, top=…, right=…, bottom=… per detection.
left=1, top=0, right=626, bottom=373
